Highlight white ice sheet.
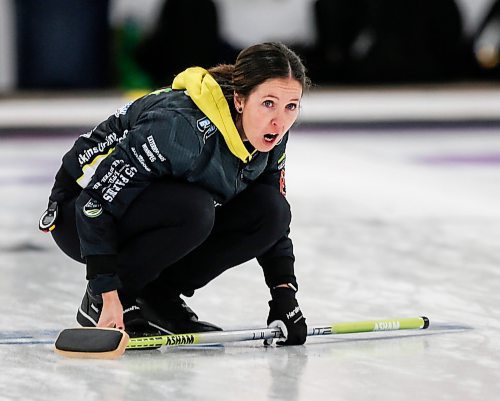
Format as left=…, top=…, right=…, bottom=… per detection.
left=0, top=127, right=499, bottom=401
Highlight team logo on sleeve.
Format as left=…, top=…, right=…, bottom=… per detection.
left=197, top=117, right=217, bottom=141
left=83, top=199, right=103, bottom=218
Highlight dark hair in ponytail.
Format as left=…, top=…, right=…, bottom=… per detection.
left=208, top=42, right=310, bottom=118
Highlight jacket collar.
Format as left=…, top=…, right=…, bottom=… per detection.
left=172, top=67, right=254, bottom=163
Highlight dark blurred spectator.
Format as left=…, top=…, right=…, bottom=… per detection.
left=473, top=0, right=500, bottom=78
left=308, top=0, right=365, bottom=82
left=15, top=0, right=110, bottom=89
left=134, top=0, right=238, bottom=87
left=311, top=0, right=471, bottom=84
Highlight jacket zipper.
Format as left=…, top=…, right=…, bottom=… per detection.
left=235, top=161, right=243, bottom=192
left=235, top=152, right=258, bottom=192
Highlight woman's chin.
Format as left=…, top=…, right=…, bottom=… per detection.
left=250, top=137, right=278, bottom=152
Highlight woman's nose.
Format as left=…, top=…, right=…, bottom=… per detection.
left=271, top=114, right=284, bottom=129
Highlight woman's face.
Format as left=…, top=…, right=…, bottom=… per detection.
left=234, top=77, right=303, bottom=152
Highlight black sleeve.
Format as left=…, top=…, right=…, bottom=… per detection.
left=255, top=133, right=298, bottom=290
left=49, top=165, right=81, bottom=203
left=47, top=100, right=134, bottom=204
left=75, top=110, right=202, bottom=288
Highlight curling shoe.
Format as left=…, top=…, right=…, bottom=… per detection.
left=136, top=296, right=222, bottom=334
left=76, top=284, right=163, bottom=338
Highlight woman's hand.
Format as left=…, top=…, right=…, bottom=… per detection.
left=97, top=290, right=125, bottom=330
left=266, top=286, right=307, bottom=345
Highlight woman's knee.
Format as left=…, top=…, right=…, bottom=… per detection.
left=50, top=198, right=85, bottom=263
left=178, top=187, right=216, bottom=240
left=157, top=180, right=215, bottom=240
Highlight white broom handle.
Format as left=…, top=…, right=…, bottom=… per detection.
left=127, top=316, right=429, bottom=349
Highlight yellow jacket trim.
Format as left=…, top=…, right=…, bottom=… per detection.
left=76, top=148, right=115, bottom=188
left=172, top=67, right=253, bottom=163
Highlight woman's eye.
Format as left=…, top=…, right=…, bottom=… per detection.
left=263, top=100, right=274, bottom=107
left=287, top=103, right=298, bottom=111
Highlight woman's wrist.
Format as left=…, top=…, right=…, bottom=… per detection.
left=101, top=290, right=119, bottom=302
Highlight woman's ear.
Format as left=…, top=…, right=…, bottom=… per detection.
left=233, top=93, right=244, bottom=112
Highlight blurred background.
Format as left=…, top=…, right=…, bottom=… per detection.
left=1, top=0, right=500, bottom=129
left=1, top=0, right=500, bottom=91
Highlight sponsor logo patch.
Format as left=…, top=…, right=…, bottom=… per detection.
left=83, top=199, right=103, bottom=218
left=196, top=117, right=217, bottom=141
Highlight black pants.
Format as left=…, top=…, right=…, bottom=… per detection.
left=52, top=180, right=291, bottom=299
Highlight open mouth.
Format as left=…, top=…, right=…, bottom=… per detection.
left=264, top=133, right=279, bottom=143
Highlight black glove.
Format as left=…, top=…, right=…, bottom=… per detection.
left=266, top=287, right=307, bottom=346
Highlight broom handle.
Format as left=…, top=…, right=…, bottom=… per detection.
left=128, top=316, right=429, bottom=349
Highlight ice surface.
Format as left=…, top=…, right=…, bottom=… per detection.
left=1, top=126, right=499, bottom=401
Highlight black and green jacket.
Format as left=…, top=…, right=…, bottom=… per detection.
left=49, top=67, right=295, bottom=292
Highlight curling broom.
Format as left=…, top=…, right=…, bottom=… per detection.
left=54, top=316, right=429, bottom=359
